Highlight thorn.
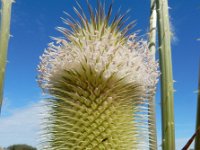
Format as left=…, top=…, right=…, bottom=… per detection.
left=194, top=90, right=200, bottom=94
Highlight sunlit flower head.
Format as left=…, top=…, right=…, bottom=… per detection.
left=37, top=1, right=159, bottom=149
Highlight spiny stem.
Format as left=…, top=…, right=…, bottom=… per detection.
left=0, top=0, right=13, bottom=114
left=156, top=0, right=175, bottom=149
left=195, top=62, right=200, bottom=150
left=148, top=0, right=158, bottom=149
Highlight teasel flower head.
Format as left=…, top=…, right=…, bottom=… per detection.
left=37, top=1, right=159, bottom=149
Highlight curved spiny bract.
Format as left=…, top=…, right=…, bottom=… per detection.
left=38, top=1, right=159, bottom=149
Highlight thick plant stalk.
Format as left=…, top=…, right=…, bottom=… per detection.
left=156, top=0, right=175, bottom=149
left=195, top=63, right=200, bottom=150
left=149, top=0, right=157, bottom=58
left=0, top=0, right=13, bottom=114
left=148, top=0, right=157, bottom=149
left=38, top=1, right=159, bottom=149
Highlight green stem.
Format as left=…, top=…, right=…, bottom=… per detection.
left=195, top=62, right=200, bottom=150
left=148, top=0, right=158, bottom=149
left=0, top=0, right=13, bottom=114
left=156, top=0, right=175, bottom=149
left=149, top=0, right=157, bottom=58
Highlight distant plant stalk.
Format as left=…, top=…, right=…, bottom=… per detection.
left=149, top=0, right=157, bottom=58
left=0, top=0, right=13, bottom=114
left=148, top=0, right=158, bottom=149
left=156, top=0, right=175, bottom=149
left=195, top=64, right=200, bottom=150
left=38, top=1, right=159, bottom=149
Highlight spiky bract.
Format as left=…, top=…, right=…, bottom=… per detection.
left=38, top=1, right=159, bottom=149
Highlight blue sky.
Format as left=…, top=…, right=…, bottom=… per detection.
left=0, top=0, right=200, bottom=149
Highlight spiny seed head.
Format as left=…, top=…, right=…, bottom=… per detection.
left=38, top=1, right=159, bottom=149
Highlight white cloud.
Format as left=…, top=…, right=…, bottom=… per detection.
left=0, top=102, right=42, bottom=148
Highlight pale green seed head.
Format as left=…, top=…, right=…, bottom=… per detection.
left=38, top=1, right=159, bottom=149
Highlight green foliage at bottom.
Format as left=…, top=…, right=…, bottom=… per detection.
left=7, top=144, right=36, bottom=150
